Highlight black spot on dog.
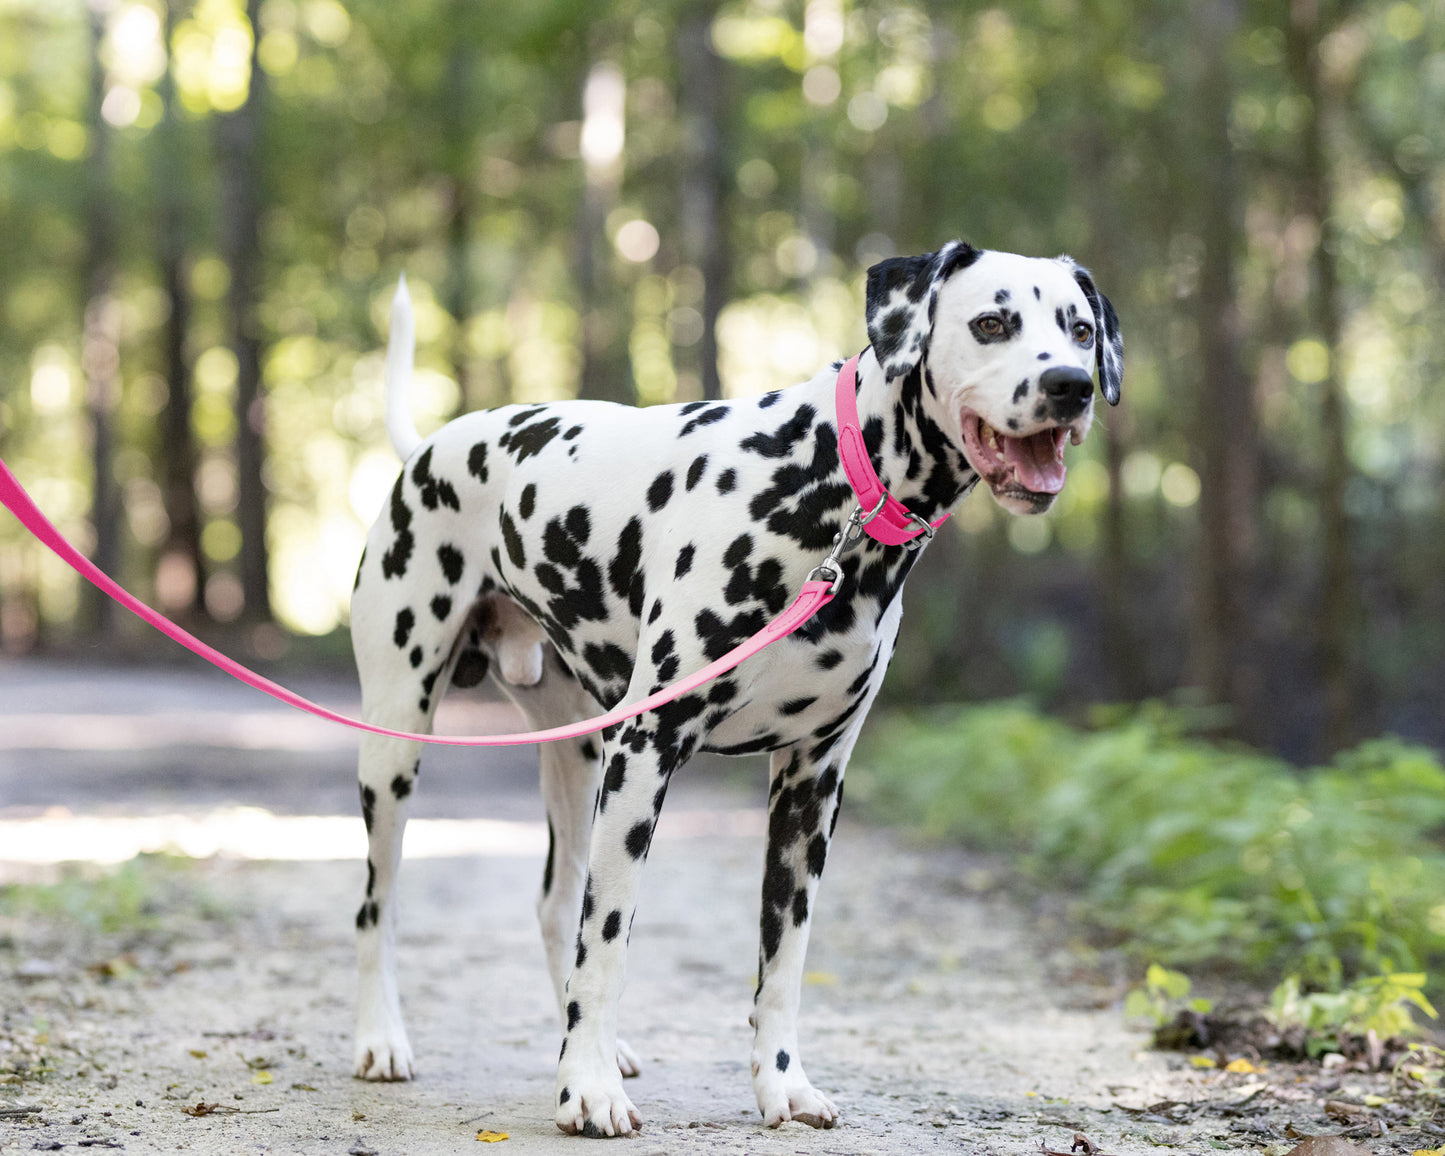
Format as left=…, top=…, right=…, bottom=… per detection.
left=542, top=820, right=556, bottom=895
left=502, top=416, right=563, bottom=462
left=780, top=696, right=816, bottom=716
left=815, top=649, right=843, bottom=670
left=740, top=405, right=815, bottom=459
left=411, top=447, right=460, bottom=511
left=716, top=468, right=737, bottom=494
left=685, top=454, right=708, bottom=491
left=356, top=900, right=379, bottom=929
left=792, top=888, right=810, bottom=926
left=602, top=910, right=622, bottom=942
left=674, top=544, right=695, bottom=579
left=565, top=504, right=591, bottom=544
left=680, top=401, right=706, bottom=415
left=647, top=471, right=674, bottom=512
left=625, top=820, right=653, bottom=860
left=519, top=483, right=536, bottom=520
left=601, top=753, right=627, bottom=811
left=381, top=476, right=414, bottom=579
left=758, top=391, right=782, bottom=409
left=437, top=543, right=464, bottom=584
left=776, top=1049, right=790, bottom=1072
left=1012, top=380, right=1029, bottom=404
left=467, top=441, right=489, bottom=482
left=365, top=857, right=375, bottom=896
left=391, top=774, right=411, bottom=800
left=360, top=785, right=376, bottom=832
left=430, top=594, right=451, bottom=620
left=558, top=1086, right=571, bottom=1104
left=567, top=1001, right=581, bottom=1030
left=501, top=510, right=525, bottom=568
left=409, top=645, right=423, bottom=668
left=451, top=646, right=489, bottom=688
left=680, top=404, right=728, bottom=437
left=807, top=833, right=828, bottom=876
left=393, top=608, right=415, bottom=648
left=995, top=289, right=1012, bottom=304
left=647, top=599, right=663, bottom=625
left=564, top=424, right=583, bottom=440
left=607, top=518, right=643, bottom=611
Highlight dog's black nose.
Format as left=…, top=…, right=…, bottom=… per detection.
left=1039, top=366, right=1094, bottom=408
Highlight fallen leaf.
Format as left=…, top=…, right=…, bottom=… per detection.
left=1224, top=1058, right=1258, bottom=1074
left=476, top=1131, right=509, bottom=1142
left=1190, top=1055, right=1217, bottom=1069
left=803, top=971, right=837, bottom=986
left=250, top=1070, right=273, bottom=1085
left=188, top=1049, right=207, bottom=1059
left=1411, top=1148, right=1445, bottom=1156
left=1285, top=1137, right=1372, bottom=1156
left=183, top=1102, right=221, bottom=1117
left=289, top=1082, right=318, bottom=1092
left=1361, top=1095, right=1387, bottom=1108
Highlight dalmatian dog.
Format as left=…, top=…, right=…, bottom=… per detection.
left=349, top=241, right=1122, bottom=1136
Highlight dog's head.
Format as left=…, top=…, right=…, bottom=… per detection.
left=866, top=241, right=1122, bottom=515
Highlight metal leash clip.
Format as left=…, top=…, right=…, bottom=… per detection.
left=806, top=494, right=888, bottom=594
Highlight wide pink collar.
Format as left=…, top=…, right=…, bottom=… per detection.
left=834, top=353, right=950, bottom=547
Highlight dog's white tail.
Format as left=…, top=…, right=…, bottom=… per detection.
left=384, top=275, right=422, bottom=460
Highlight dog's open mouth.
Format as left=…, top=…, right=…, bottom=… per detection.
left=960, top=409, right=1072, bottom=497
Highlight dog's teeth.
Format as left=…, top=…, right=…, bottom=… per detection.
left=1069, top=429, right=1082, bottom=445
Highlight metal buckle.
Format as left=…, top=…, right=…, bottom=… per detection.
left=805, top=497, right=884, bottom=594
left=901, top=510, right=937, bottom=551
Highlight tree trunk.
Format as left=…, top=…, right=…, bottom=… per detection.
left=1287, top=0, right=1357, bottom=751
left=216, top=0, right=270, bottom=622
left=576, top=57, right=632, bottom=404
left=442, top=15, right=474, bottom=413
left=81, top=0, right=120, bottom=638
left=1189, top=0, right=1262, bottom=736
left=156, top=0, right=205, bottom=619
left=676, top=4, right=727, bottom=402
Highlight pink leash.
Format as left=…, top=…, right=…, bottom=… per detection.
left=0, top=355, right=939, bottom=747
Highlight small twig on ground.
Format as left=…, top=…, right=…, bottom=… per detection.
left=0, top=1105, right=42, bottom=1118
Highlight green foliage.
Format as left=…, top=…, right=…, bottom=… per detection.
left=0, top=853, right=217, bottom=934
left=1125, top=962, right=1213, bottom=1026
left=1271, top=972, right=1438, bottom=1053
left=853, top=702, right=1445, bottom=986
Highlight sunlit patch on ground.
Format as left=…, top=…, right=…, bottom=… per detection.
left=0, top=806, right=766, bottom=866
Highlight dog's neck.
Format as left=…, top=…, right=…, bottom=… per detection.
left=845, top=348, right=979, bottom=524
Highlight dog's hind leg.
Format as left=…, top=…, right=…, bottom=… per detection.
left=350, top=534, right=468, bottom=1081
left=496, top=640, right=641, bottom=1079
left=748, top=725, right=863, bottom=1129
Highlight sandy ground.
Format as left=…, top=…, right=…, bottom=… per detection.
left=0, top=658, right=1287, bottom=1155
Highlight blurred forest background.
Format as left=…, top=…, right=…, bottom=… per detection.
left=0, top=0, right=1439, bottom=762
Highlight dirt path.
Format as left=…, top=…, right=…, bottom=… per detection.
left=1, top=660, right=1204, bottom=1154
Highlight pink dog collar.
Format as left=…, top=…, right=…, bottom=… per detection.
left=834, top=354, right=950, bottom=547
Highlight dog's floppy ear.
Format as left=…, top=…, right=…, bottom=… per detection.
left=1058, top=258, right=1123, bottom=406
left=866, top=240, right=982, bottom=380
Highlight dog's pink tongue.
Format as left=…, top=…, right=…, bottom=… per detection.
left=1001, top=431, right=1066, bottom=494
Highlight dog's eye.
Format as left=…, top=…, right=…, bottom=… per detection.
left=977, top=316, right=1004, bottom=337
left=1072, top=321, right=1094, bottom=344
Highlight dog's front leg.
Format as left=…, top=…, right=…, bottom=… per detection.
left=353, top=731, right=422, bottom=1080
left=749, top=732, right=857, bottom=1128
left=553, top=713, right=697, bottom=1137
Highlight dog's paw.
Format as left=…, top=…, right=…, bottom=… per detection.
left=555, top=1067, right=641, bottom=1137
left=615, top=1037, right=642, bottom=1079
left=353, top=1030, right=415, bottom=1081
left=751, top=1051, right=837, bottom=1129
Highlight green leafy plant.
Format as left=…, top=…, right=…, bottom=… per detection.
left=1125, top=962, right=1213, bottom=1025
left=852, top=701, right=1445, bottom=987
left=1271, top=972, right=1438, bottom=1054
